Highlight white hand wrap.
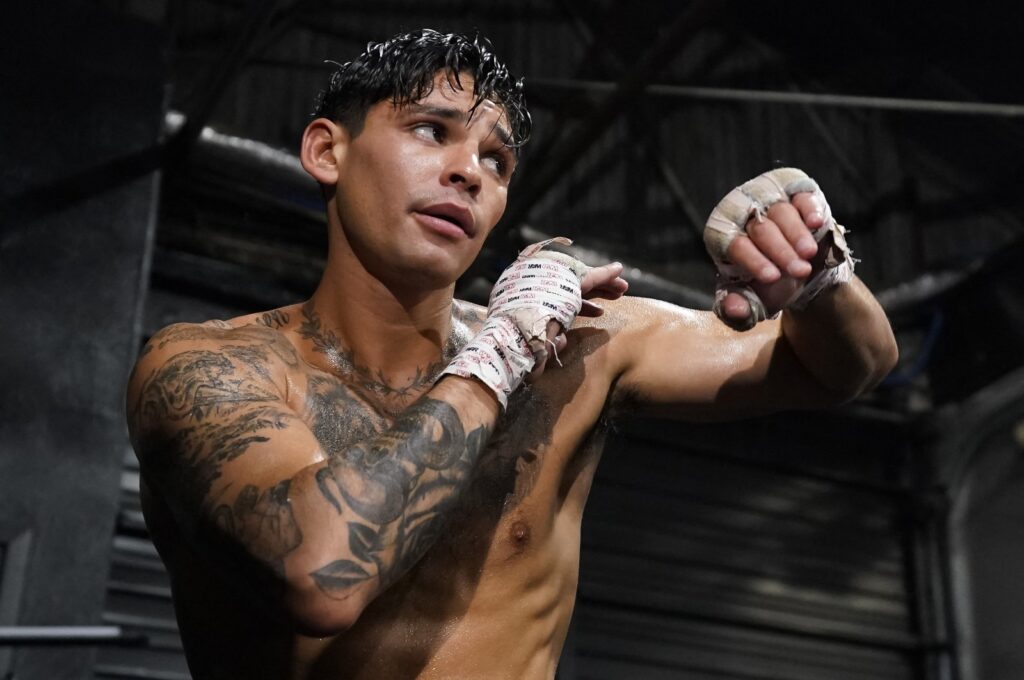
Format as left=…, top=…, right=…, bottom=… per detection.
left=440, top=238, right=587, bottom=408
left=704, top=167, right=855, bottom=330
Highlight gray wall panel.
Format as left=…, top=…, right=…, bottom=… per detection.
left=0, top=4, right=163, bottom=677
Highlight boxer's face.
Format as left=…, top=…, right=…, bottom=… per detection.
left=330, top=72, right=517, bottom=289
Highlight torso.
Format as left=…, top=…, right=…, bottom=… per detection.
left=139, top=299, right=626, bottom=679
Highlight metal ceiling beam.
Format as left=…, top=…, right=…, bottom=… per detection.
left=501, top=0, right=722, bottom=232
left=169, top=0, right=289, bottom=160
left=527, top=79, right=1024, bottom=118
left=638, top=138, right=705, bottom=236
left=300, top=2, right=562, bottom=20
left=740, top=34, right=874, bottom=203
left=559, top=0, right=706, bottom=236
left=510, top=0, right=632, bottom=193
left=519, top=0, right=728, bottom=191
left=518, top=226, right=713, bottom=310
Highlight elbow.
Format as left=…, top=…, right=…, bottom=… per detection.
left=815, top=329, right=899, bottom=406
left=876, top=332, right=900, bottom=383
left=284, top=579, right=370, bottom=637
left=840, top=328, right=900, bottom=402
left=862, top=324, right=899, bottom=393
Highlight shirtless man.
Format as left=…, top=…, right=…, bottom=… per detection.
left=126, top=29, right=898, bottom=679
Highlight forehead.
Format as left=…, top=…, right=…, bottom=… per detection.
left=383, top=72, right=510, bottom=133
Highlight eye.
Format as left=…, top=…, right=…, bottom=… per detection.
left=412, top=122, right=445, bottom=143
left=481, top=154, right=505, bottom=176
left=482, top=150, right=513, bottom=178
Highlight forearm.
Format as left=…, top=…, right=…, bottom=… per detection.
left=215, top=376, right=499, bottom=634
left=780, top=276, right=898, bottom=400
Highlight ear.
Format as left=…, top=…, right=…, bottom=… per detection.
left=300, top=118, right=348, bottom=186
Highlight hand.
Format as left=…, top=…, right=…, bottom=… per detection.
left=443, top=241, right=630, bottom=406
left=529, top=261, right=628, bottom=379
left=581, top=262, right=630, bottom=316
left=719, top=192, right=825, bottom=323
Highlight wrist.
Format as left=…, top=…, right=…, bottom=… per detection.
left=434, top=373, right=503, bottom=418
left=439, top=238, right=587, bottom=409
left=786, top=222, right=856, bottom=311
left=439, top=315, right=534, bottom=410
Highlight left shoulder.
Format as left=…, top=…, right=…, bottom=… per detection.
left=575, top=295, right=722, bottom=344
left=452, top=299, right=486, bottom=342
left=571, top=295, right=795, bottom=418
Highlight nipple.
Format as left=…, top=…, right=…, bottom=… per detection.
left=509, top=520, right=531, bottom=553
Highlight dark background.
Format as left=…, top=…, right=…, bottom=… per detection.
left=2, top=1, right=1023, bottom=678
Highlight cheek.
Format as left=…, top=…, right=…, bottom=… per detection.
left=347, top=155, right=409, bottom=219
left=486, top=185, right=508, bottom=222
left=401, top=152, right=445, bottom=186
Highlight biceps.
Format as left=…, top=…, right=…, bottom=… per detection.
left=138, top=397, right=307, bottom=501
left=617, top=314, right=827, bottom=419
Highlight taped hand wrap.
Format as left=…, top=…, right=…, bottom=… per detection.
left=440, top=238, right=587, bottom=408
left=704, top=167, right=855, bottom=330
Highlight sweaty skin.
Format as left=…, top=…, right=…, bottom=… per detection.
left=132, top=298, right=623, bottom=679
left=127, top=71, right=897, bottom=680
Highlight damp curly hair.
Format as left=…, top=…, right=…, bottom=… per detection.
left=313, top=29, right=531, bottom=151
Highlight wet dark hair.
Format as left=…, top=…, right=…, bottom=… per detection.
left=313, top=29, right=531, bottom=150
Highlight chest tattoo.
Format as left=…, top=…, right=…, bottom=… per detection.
left=297, top=302, right=457, bottom=410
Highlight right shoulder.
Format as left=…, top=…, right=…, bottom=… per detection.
left=134, top=317, right=304, bottom=368
left=126, top=319, right=301, bottom=445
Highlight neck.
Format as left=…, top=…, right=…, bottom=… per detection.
left=306, top=240, right=458, bottom=389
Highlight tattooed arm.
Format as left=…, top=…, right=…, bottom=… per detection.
left=127, top=323, right=498, bottom=635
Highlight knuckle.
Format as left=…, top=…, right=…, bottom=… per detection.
left=727, top=235, right=751, bottom=260
left=749, top=222, right=780, bottom=245
left=726, top=235, right=743, bottom=255
left=767, top=201, right=796, bottom=222
left=745, top=219, right=767, bottom=237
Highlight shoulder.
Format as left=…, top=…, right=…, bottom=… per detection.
left=135, top=315, right=301, bottom=371
left=452, top=299, right=486, bottom=341
left=139, top=302, right=305, bottom=361
left=127, top=316, right=302, bottom=435
left=576, top=295, right=718, bottom=344
left=572, top=296, right=745, bottom=404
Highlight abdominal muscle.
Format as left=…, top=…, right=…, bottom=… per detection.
left=296, top=510, right=583, bottom=680
left=146, top=480, right=584, bottom=680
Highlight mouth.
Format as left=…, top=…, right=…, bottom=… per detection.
left=414, top=202, right=476, bottom=238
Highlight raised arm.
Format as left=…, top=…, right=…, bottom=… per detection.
left=127, top=327, right=500, bottom=636
left=611, top=169, right=897, bottom=419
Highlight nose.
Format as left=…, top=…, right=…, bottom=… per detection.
left=442, top=143, right=482, bottom=197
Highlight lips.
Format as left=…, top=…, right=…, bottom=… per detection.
left=415, top=202, right=476, bottom=238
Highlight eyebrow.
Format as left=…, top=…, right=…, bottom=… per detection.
left=405, top=103, right=514, bottom=148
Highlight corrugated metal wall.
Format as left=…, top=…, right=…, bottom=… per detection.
left=573, top=417, right=920, bottom=679
left=95, top=451, right=191, bottom=680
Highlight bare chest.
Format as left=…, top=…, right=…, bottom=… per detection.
left=291, top=365, right=587, bottom=518
left=283, top=314, right=616, bottom=580
left=286, top=366, right=608, bottom=679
